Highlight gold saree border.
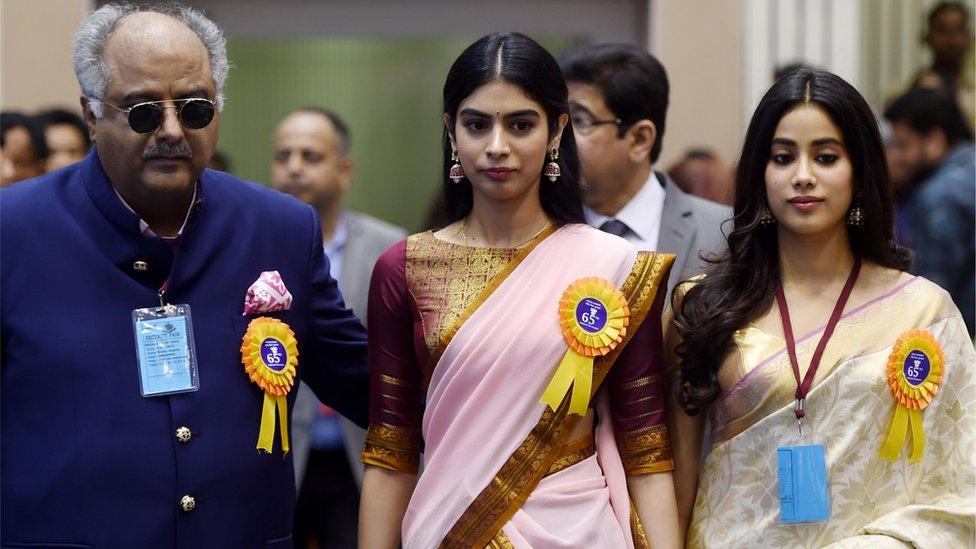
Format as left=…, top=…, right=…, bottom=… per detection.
left=631, top=500, right=650, bottom=549
left=441, top=251, right=675, bottom=548
left=423, top=225, right=558, bottom=386
left=486, top=529, right=515, bottom=549
left=546, top=434, right=596, bottom=476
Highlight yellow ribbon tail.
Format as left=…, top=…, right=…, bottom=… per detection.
left=569, top=356, right=593, bottom=415
left=908, top=409, right=924, bottom=463
left=540, top=349, right=593, bottom=416
left=276, top=395, right=290, bottom=454
left=879, top=405, right=910, bottom=461
left=257, top=394, right=277, bottom=453
left=540, top=349, right=577, bottom=411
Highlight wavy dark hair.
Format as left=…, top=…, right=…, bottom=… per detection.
left=440, top=32, right=585, bottom=225
left=673, top=69, right=912, bottom=415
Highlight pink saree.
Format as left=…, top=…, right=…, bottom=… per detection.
left=400, top=224, right=673, bottom=548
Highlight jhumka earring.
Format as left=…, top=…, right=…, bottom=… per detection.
left=449, top=150, right=465, bottom=184
left=847, top=203, right=864, bottom=227
left=760, top=206, right=776, bottom=225
left=544, top=147, right=561, bottom=182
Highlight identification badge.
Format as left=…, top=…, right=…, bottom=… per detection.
left=132, top=304, right=200, bottom=397
left=777, top=443, right=830, bottom=524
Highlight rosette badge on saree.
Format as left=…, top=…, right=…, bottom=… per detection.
left=878, top=329, right=944, bottom=463
left=541, top=277, right=630, bottom=415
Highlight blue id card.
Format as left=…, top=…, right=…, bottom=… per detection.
left=777, top=444, right=830, bottom=524
left=132, top=304, right=200, bottom=397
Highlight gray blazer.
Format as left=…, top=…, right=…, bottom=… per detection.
left=655, top=172, right=732, bottom=299
left=292, top=209, right=406, bottom=489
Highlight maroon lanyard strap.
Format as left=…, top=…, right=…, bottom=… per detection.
left=158, top=280, right=169, bottom=306
left=776, top=258, right=861, bottom=420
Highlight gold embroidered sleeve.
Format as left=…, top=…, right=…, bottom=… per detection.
left=362, top=423, right=422, bottom=474
left=617, top=424, right=675, bottom=476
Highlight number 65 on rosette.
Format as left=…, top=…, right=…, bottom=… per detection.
left=540, top=277, right=630, bottom=416
left=241, top=317, right=299, bottom=454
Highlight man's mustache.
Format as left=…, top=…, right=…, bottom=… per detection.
left=143, top=142, right=192, bottom=160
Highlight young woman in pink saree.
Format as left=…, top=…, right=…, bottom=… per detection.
left=669, top=69, right=975, bottom=548
left=358, top=33, right=681, bottom=548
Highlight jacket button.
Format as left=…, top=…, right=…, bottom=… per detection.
left=180, top=495, right=196, bottom=512
left=175, top=426, right=192, bottom=443
left=133, top=260, right=149, bottom=271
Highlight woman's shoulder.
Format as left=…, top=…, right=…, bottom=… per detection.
left=373, top=238, right=409, bottom=279
left=862, top=263, right=960, bottom=323
left=672, top=273, right=707, bottom=303
left=904, top=275, right=960, bottom=314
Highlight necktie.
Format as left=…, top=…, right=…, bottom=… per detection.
left=599, top=219, right=629, bottom=238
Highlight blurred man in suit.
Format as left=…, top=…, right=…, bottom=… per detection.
left=885, top=86, right=975, bottom=336
left=270, top=107, right=405, bottom=548
left=1, top=111, right=48, bottom=186
left=38, top=108, right=91, bottom=172
left=560, top=44, right=731, bottom=298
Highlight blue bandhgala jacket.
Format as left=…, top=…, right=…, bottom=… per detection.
left=1, top=149, right=368, bottom=548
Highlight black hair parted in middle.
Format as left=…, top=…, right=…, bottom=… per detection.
left=440, top=32, right=585, bottom=226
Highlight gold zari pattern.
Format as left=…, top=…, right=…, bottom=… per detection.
left=485, top=529, right=515, bottom=549
left=547, top=435, right=596, bottom=476
left=405, top=231, right=519, bottom=355
left=362, top=422, right=422, bottom=474
left=618, top=424, right=674, bottom=475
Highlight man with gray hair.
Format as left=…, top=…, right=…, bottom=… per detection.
left=1, top=4, right=369, bottom=547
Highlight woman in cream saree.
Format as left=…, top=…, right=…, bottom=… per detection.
left=358, top=32, right=681, bottom=548
left=670, top=69, right=975, bottom=548
left=680, top=278, right=974, bottom=547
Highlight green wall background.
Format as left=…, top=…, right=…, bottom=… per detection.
left=219, top=36, right=575, bottom=232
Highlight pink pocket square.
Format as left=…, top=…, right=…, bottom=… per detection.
left=243, top=270, right=293, bottom=315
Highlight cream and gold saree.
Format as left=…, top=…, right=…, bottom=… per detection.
left=687, top=277, right=975, bottom=548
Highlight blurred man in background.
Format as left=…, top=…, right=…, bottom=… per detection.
left=885, top=86, right=975, bottom=337
left=1, top=111, right=48, bottom=186
left=560, top=43, right=731, bottom=298
left=38, top=108, right=90, bottom=172
left=270, top=107, right=405, bottom=549
left=667, top=148, right=734, bottom=206
left=914, top=1, right=975, bottom=125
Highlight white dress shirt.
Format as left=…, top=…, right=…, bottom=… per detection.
left=584, top=171, right=666, bottom=250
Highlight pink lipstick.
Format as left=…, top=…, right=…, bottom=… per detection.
left=787, top=195, right=823, bottom=212
left=484, top=168, right=515, bottom=182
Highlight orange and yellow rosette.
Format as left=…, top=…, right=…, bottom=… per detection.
left=540, top=277, right=630, bottom=415
left=241, top=317, right=298, bottom=454
left=878, top=330, right=944, bottom=463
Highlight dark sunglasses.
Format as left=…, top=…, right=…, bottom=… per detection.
left=101, top=98, right=216, bottom=134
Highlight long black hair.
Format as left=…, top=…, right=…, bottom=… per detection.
left=440, top=32, right=585, bottom=225
left=673, top=69, right=912, bottom=415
